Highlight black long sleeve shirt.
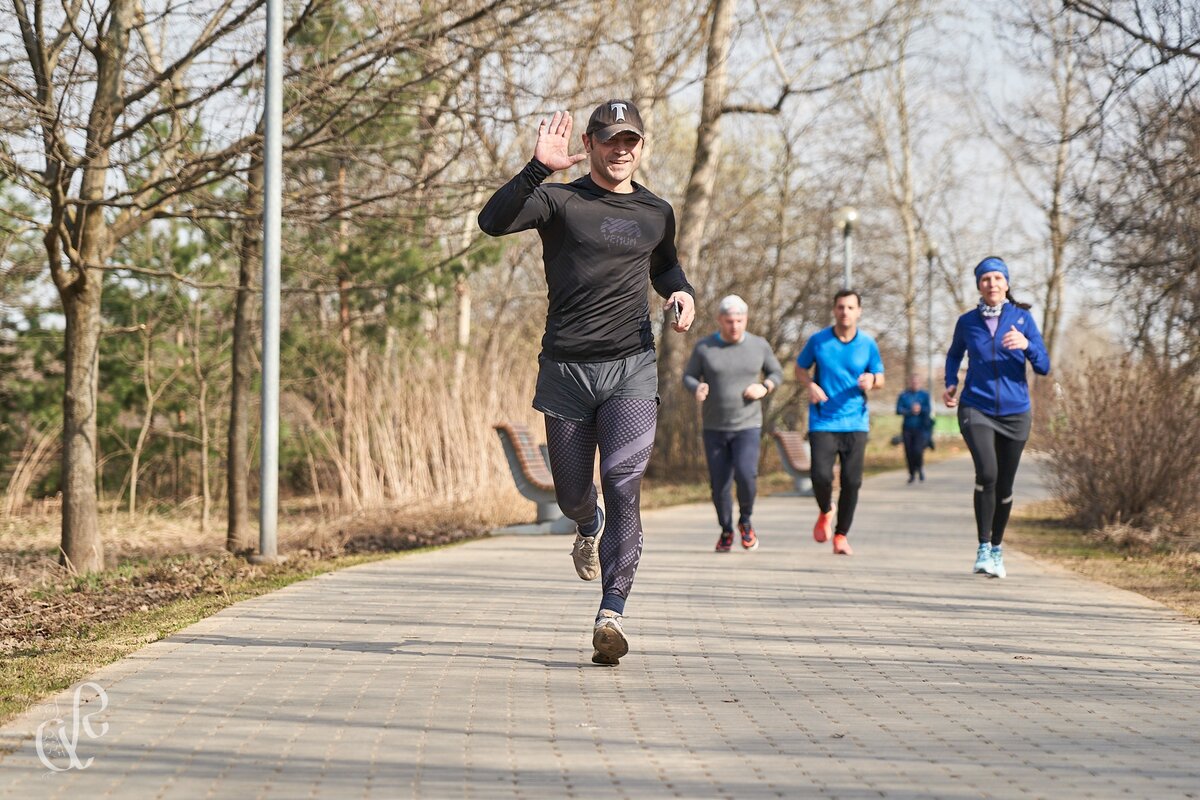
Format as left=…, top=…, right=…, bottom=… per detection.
left=478, top=159, right=695, bottom=363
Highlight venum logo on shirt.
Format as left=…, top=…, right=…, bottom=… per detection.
left=601, top=216, right=642, bottom=248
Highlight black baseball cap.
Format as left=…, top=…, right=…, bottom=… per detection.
left=585, top=99, right=645, bottom=142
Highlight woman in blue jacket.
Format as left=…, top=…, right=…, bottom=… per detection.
left=943, top=257, right=1050, bottom=578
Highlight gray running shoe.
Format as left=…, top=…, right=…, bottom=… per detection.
left=571, top=507, right=604, bottom=581
left=591, top=609, right=629, bottom=666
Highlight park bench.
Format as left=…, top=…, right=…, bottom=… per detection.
left=493, top=423, right=576, bottom=534
left=771, top=430, right=814, bottom=496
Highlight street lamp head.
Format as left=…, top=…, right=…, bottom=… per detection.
left=833, top=205, right=858, bottom=233
left=925, top=240, right=939, bottom=259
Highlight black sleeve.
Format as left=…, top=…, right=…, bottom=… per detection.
left=649, top=204, right=695, bottom=299
left=477, top=159, right=556, bottom=236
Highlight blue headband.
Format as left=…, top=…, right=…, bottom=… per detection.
left=974, top=256, right=1009, bottom=284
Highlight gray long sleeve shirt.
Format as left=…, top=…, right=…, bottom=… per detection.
left=683, top=332, right=784, bottom=431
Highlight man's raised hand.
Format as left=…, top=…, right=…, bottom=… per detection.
left=534, top=111, right=587, bottom=172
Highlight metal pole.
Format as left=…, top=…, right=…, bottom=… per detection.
left=927, top=252, right=934, bottom=388
left=842, top=225, right=853, bottom=289
left=256, top=0, right=282, bottom=563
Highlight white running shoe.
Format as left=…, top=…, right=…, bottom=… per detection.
left=591, top=609, right=629, bottom=666
left=973, top=542, right=991, bottom=574
left=987, top=546, right=1007, bottom=579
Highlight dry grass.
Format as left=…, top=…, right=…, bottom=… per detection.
left=1007, top=500, right=1200, bottom=622
left=0, top=498, right=498, bottom=727
left=1041, top=359, right=1200, bottom=535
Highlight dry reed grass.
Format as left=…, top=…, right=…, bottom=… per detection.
left=1041, top=357, right=1200, bottom=544
left=2, top=346, right=552, bottom=582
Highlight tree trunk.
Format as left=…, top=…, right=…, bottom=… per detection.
left=59, top=267, right=104, bottom=572
left=894, top=23, right=920, bottom=382
left=188, top=302, right=212, bottom=533
left=653, top=0, right=737, bottom=476
left=54, top=0, right=137, bottom=573
left=226, top=156, right=263, bottom=552
left=336, top=160, right=359, bottom=508
left=196, top=377, right=211, bottom=532
left=631, top=4, right=659, bottom=176
left=452, top=200, right=479, bottom=397
left=1042, top=22, right=1075, bottom=362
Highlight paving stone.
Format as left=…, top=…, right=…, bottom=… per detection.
left=2, top=458, right=1199, bottom=798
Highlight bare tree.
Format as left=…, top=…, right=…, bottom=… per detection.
left=1062, top=0, right=1200, bottom=368
left=986, top=2, right=1096, bottom=359
left=844, top=0, right=937, bottom=381
left=654, top=0, right=739, bottom=473
left=1, top=0, right=553, bottom=570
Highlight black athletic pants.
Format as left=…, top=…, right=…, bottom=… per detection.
left=959, top=416, right=1026, bottom=546
left=902, top=427, right=926, bottom=476
left=808, top=431, right=868, bottom=536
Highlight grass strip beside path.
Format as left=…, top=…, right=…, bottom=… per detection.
left=0, top=548, right=461, bottom=727
left=1007, top=502, right=1200, bottom=623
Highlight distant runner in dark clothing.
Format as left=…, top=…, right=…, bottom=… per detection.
left=896, top=374, right=932, bottom=483
left=479, top=101, right=695, bottom=666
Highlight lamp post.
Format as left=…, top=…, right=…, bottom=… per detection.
left=925, top=239, right=939, bottom=393
left=833, top=206, right=858, bottom=289
left=253, top=0, right=283, bottom=564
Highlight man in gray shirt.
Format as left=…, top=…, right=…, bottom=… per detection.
left=683, top=295, right=784, bottom=551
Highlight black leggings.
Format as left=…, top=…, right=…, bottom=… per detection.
left=960, top=417, right=1026, bottom=546
left=902, top=427, right=926, bottom=475
left=544, top=398, right=657, bottom=612
left=808, top=431, right=868, bottom=536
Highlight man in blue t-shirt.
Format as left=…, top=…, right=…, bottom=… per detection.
left=794, top=290, right=885, bottom=555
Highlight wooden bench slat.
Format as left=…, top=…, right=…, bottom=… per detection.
left=495, top=423, right=555, bottom=493
left=771, top=431, right=811, bottom=471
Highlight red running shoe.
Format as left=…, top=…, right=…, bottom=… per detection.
left=813, top=504, right=836, bottom=543
left=715, top=530, right=734, bottom=552
left=738, top=522, right=758, bottom=550
left=832, top=533, right=854, bottom=556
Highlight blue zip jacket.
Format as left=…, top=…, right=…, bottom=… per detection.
left=944, top=303, right=1051, bottom=416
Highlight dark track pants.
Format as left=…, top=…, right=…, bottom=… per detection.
left=902, top=427, right=926, bottom=476
left=702, top=428, right=761, bottom=532
left=808, top=430, right=868, bottom=536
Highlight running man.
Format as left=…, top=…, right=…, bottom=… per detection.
left=794, top=290, right=885, bottom=556
left=683, top=295, right=784, bottom=552
left=896, top=374, right=932, bottom=483
left=944, top=256, right=1050, bottom=578
left=478, top=101, right=695, bottom=665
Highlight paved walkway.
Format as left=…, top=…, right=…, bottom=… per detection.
left=2, top=458, right=1199, bottom=798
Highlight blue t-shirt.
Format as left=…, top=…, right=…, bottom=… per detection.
left=796, top=327, right=885, bottom=432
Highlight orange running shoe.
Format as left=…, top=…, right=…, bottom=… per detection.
left=738, top=522, right=758, bottom=550
left=832, top=533, right=854, bottom=556
left=812, top=504, right=835, bottom=543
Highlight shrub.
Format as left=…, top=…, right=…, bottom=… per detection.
left=1041, top=357, right=1200, bottom=543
